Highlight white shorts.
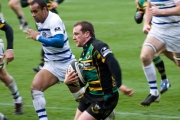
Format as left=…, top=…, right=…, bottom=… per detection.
left=148, top=25, right=180, bottom=53
left=43, top=58, right=76, bottom=82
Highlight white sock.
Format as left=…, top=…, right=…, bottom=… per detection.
left=0, top=112, right=5, bottom=120
left=143, top=62, right=159, bottom=96
left=7, top=77, right=22, bottom=103
left=32, top=90, right=48, bottom=120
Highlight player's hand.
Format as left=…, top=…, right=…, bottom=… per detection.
left=149, top=4, right=161, bottom=16
left=52, top=2, right=58, bottom=9
left=2, top=49, right=14, bottom=64
left=64, top=70, right=79, bottom=85
left=143, top=24, right=151, bottom=34
left=119, top=85, right=134, bottom=96
left=26, top=29, right=39, bottom=41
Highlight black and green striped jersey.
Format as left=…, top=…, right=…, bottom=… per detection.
left=79, top=38, right=118, bottom=96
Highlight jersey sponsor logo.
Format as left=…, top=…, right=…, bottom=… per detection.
left=54, top=27, right=61, bottom=32
left=84, top=62, right=92, bottom=68
left=100, top=47, right=112, bottom=57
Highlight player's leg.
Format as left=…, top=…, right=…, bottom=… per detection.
left=0, top=42, right=23, bottom=114
left=162, top=50, right=176, bottom=64
left=8, top=0, right=29, bottom=32
left=31, top=69, right=59, bottom=120
left=153, top=55, right=171, bottom=94
left=0, top=113, right=8, bottom=120
left=140, top=36, right=165, bottom=106
left=0, top=68, right=23, bottom=114
left=172, top=53, right=180, bottom=68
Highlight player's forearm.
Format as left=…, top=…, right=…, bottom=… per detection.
left=37, top=34, right=64, bottom=48
left=1, top=23, right=14, bottom=49
left=160, top=6, right=180, bottom=16
left=144, top=2, right=152, bottom=26
left=105, top=54, right=122, bottom=88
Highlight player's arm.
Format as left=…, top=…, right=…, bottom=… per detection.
left=27, top=29, right=64, bottom=48
left=1, top=22, right=13, bottom=49
left=0, top=21, right=14, bottom=63
left=150, top=2, right=180, bottom=16
left=105, top=53, right=133, bottom=96
left=144, top=2, right=152, bottom=26
left=143, top=1, right=152, bottom=34
left=96, top=43, right=133, bottom=96
left=36, top=34, right=64, bottom=48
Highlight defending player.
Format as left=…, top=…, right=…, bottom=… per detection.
left=134, top=0, right=172, bottom=96
left=20, top=0, right=64, bottom=73
left=139, top=0, right=179, bottom=106
left=0, top=16, right=23, bottom=114
left=26, top=0, right=76, bottom=119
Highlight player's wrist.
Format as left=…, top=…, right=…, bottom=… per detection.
left=6, top=49, right=13, bottom=51
left=36, top=35, right=40, bottom=41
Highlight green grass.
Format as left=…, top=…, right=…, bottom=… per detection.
left=0, top=0, right=180, bottom=120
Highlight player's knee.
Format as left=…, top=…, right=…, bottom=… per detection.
left=30, top=83, right=42, bottom=91
left=31, top=90, right=44, bottom=99
left=140, top=53, right=151, bottom=63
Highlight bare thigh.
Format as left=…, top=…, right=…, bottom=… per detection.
left=76, top=110, right=96, bottom=120
left=30, top=69, right=59, bottom=92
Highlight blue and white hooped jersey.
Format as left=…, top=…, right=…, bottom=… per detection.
left=36, top=11, right=75, bottom=62
left=148, top=0, right=180, bottom=27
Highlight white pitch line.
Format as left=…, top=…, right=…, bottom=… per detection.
left=0, top=102, right=180, bottom=119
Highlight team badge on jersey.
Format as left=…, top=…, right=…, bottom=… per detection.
left=100, top=46, right=112, bottom=57
left=42, top=32, right=47, bottom=37
left=91, top=104, right=100, bottom=114
left=54, top=27, right=61, bottom=32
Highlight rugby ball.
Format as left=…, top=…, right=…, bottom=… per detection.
left=67, top=61, right=86, bottom=87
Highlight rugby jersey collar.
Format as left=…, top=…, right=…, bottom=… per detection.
left=83, top=37, right=95, bottom=49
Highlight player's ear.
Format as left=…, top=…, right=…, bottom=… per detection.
left=85, top=31, right=90, bottom=37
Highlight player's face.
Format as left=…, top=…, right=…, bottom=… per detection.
left=73, top=25, right=90, bottom=47
left=30, top=3, right=47, bottom=23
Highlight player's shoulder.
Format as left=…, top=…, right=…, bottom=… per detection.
left=49, top=11, right=61, bottom=21
left=92, top=38, right=108, bottom=49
